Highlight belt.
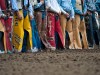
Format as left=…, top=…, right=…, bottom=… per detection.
left=23, top=6, right=28, bottom=10
left=76, top=3, right=82, bottom=6
left=35, top=9, right=45, bottom=12
left=47, top=10, right=57, bottom=14
left=19, top=9, right=28, bottom=11
left=19, top=9, right=22, bottom=10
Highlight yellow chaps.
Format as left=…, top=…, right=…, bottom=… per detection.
left=12, top=10, right=32, bottom=52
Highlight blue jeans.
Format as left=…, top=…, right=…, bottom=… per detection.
left=30, top=18, right=41, bottom=49
left=86, top=13, right=99, bottom=47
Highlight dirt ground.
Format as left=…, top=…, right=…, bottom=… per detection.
left=0, top=49, right=100, bottom=75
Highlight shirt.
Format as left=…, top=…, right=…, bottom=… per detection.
left=34, top=2, right=43, bottom=9
left=30, top=0, right=37, bottom=6
left=34, top=0, right=45, bottom=11
left=85, top=0, right=96, bottom=11
left=57, top=0, right=74, bottom=18
left=11, top=0, right=33, bottom=16
left=46, top=0, right=61, bottom=13
left=72, top=0, right=87, bottom=15
left=95, top=0, right=100, bottom=14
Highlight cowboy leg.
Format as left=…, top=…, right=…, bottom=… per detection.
left=66, top=18, right=74, bottom=49
left=80, top=19, right=88, bottom=49
left=73, top=15, right=82, bottom=49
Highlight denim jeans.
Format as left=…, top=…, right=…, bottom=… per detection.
left=30, top=19, right=41, bottom=49
left=86, top=12, right=100, bottom=47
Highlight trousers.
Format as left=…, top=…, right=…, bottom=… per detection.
left=12, top=10, right=32, bottom=52
left=86, top=13, right=100, bottom=47
left=60, top=14, right=74, bottom=49
left=30, top=18, right=41, bottom=49
left=0, top=18, right=12, bottom=52
left=47, top=12, right=64, bottom=49
left=35, top=11, right=51, bottom=49
left=73, top=14, right=88, bottom=49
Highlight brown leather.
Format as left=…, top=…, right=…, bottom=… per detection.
left=0, top=20, right=5, bottom=32
left=35, top=11, right=51, bottom=48
left=73, top=15, right=88, bottom=49
left=60, top=14, right=74, bottom=49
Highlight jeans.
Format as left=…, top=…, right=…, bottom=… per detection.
left=86, top=13, right=99, bottom=47
left=30, top=18, right=41, bottom=49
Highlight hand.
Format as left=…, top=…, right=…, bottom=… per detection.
left=29, top=15, right=33, bottom=20
left=70, top=18, right=74, bottom=22
left=65, top=13, right=69, bottom=18
left=58, top=12, right=61, bottom=16
left=46, top=6, right=50, bottom=10
left=41, top=1, right=44, bottom=4
left=16, top=11, right=22, bottom=20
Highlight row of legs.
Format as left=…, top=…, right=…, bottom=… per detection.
left=0, top=11, right=100, bottom=53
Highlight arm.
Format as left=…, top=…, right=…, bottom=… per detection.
left=59, top=5, right=67, bottom=15
left=11, top=0, right=19, bottom=11
left=57, top=0, right=67, bottom=15
left=46, top=0, right=60, bottom=13
left=11, top=0, right=22, bottom=20
left=83, top=0, right=87, bottom=14
left=28, top=4, right=33, bottom=17
left=70, top=3, right=75, bottom=18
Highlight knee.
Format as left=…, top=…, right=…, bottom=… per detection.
left=73, top=25, right=78, bottom=31
left=80, top=25, right=86, bottom=32
left=67, top=29, right=73, bottom=33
